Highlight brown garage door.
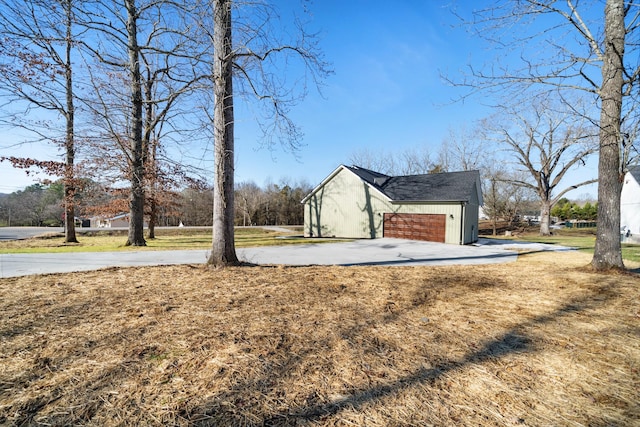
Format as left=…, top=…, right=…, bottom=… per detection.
left=383, top=213, right=446, bottom=242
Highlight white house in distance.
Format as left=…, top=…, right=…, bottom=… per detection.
left=90, top=213, right=148, bottom=228
left=301, top=165, right=483, bottom=245
left=621, top=165, right=640, bottom=243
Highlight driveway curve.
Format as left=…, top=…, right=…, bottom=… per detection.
left=0, top=238, right=573, bottom=278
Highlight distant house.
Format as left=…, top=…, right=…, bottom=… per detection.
left=621, top=165, right=640, bottom=243
left=90, top=213, right=147, bottom=228
left=301, top=165, right=483, bottom=245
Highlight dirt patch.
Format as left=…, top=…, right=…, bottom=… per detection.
left=0, top=252, right=638, bottom=426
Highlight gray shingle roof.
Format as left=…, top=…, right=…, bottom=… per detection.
left=629, top=165, right=640, bottom=183
left=346, top=165, right=480, bottom=202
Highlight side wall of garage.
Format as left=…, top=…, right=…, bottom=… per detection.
left=304, top=167, right=391, bottom=238
left=461, top=184, right=481, bottom=244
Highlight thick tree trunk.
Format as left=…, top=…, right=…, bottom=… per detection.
left=63, top=0, right=78, bottom=244
left=539, top=199, right=551, bottom=236
left=128, top=177, right=146, bottom=246
left=125, top=0, right=146, bottom=247
left=208, top=0, right=239, bottom=266
left=592, top=0, right=624, bottom=270
left=63, top=133, right=77, bottom=243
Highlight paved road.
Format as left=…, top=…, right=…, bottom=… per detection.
left=0, top=226, right=213, bottom=241
left=0, top=238, right=573, bottom=278
left=0, top=227, right=64, bottom=241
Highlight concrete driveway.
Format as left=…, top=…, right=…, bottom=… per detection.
left=238, top=238, right=526, bottom=267
left=0, top=238, right=573, bottom=278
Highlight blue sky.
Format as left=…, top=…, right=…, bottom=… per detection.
left=0, top=0, right=599, bottom=197
left=231, top=0, right=491, bottom=186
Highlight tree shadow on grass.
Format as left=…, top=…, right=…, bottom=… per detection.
left=266, top=284, right=617, bottom=425
left=176, top=282, right=619, bottom=426
left=2, top=272, right=620, bottom=426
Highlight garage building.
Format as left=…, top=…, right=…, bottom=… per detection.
left=302, top=165, right=483, bottom=245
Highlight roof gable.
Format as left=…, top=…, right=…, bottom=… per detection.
left=628, top=165, right=640, bottom=185
left=345, top=165, right=390, bottom=186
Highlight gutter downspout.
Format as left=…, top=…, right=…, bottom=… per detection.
left=460, top=202, right=466, bottom=245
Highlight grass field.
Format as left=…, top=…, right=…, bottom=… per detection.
left=1, top=251, right=638, bottom=426
left=487, top=226, right=640, bottom=263
left=0, top=227, right=342, bottom=254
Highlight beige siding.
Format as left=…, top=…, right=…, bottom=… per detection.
left=304, top=167, right=469, bottom=244
left=461, top=181, right=481, bottom=244
left=304, top=167, right=389, bottom=238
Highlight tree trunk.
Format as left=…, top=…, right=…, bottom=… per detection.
left=63, top=0, right=78, bottom=243
left=592, top=0, right=624, bottom=270
left=539, top=199, right=551, bottom=236
left=125, top=0, right=146, bottom=247
left=147, top=131, right=157, bottom=240
left=208, top=0, right=239, bottom=266
left=148, top=196, right=157, bottom=239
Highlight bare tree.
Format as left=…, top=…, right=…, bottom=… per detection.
left=0, top=0, right=80, bottom=242
left=454, top=0, right=640, bottom=270
left=594, top=0, right=629, bottom=269
left=181, top=186, right=214, bottom=226
left=204, top=0, right=330, bottom=266
left=489, top=99, right=598, bottom=235
left=349, top=147, right=397, bottom=175
left=438, top=124, right=489, bottom=172
left=482, top=166, right=535, bottom=236
left=74, top=0, right=147, bottom=245
left=349, top=146, right=436, bottom=176
left=235, top=180, right=262, bottom=226
left=397, top=146, right=436, bottom=175
left=81, top=0, right=201, bottom=246
left=123, top=0, right=146, bottom=246
left=208, top=0, right=239, bottom=265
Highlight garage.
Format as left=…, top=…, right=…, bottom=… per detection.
left=302, top=165, right=482, bottom=244
left=383, top=213, right=446, bottom=243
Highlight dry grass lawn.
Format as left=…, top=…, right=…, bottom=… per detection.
left=1, top=251, right=638, bottom=426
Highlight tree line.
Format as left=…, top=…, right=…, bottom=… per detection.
left=0, top=184, right=64, bottom=227
left=0, top=179, right=311, bottom=228
left=551, top=199, right=598, bottom=223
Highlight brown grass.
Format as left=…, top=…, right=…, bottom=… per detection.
left=1, top=252, right=639, bottom=426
